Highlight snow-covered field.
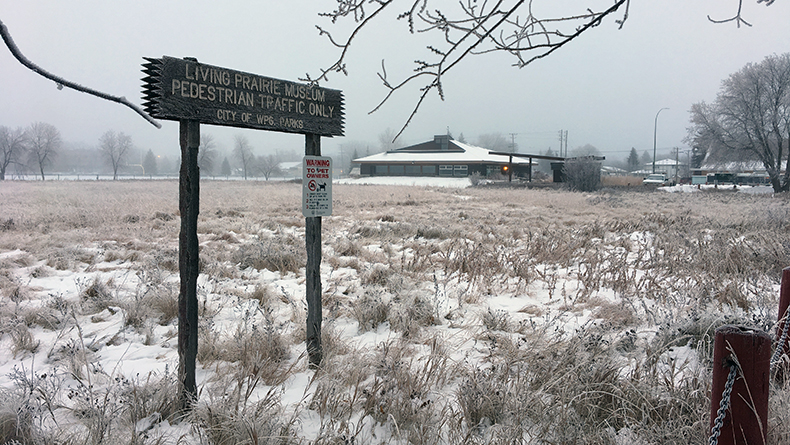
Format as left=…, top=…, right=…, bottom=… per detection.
left=0, top=180, right=789, bottom=444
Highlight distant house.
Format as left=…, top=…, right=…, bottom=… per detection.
left=694, top=160, right=773, bottom=184
left=353, top=135, right=536, bottom=178
left=647, top=158, right=687, bottom=179
left=601, top=165, right=627, bottom=176
left=278, top=161, right=301, bottom=178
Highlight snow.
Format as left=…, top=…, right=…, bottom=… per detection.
left=1, top=180, right=783, bottom=443
left=660, top=184, right=775, bottom=194
left=336, top=176, right=472, bottom=188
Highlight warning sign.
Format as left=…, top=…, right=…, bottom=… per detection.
left=302, top=156, right=332, bottom=217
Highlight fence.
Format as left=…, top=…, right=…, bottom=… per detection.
left=708, top=267, right=790, bottom=445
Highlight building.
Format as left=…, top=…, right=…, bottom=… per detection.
left=648, top=158, right=687, bottom=179
left=353, top=135, right=537, bottom=178
left=694, top=160, right=773, bottom=184
left=278, top=161, right=302, bottom=179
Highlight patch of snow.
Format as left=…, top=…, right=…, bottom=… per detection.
left=336, top=176, right=472, bottom=188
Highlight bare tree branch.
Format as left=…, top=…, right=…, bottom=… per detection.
left=707, top=0, right=753, bottom=27
left=0, top=19, right=161, bottom=129
left=309, top=0, right=630, bottom=140
left=311, top=0, right=776, bottom=142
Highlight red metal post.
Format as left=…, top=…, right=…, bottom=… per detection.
left=709, top=325, right=771, bottom=445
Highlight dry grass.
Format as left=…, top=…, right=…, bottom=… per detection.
left=1, top=180, right=789, bottom=443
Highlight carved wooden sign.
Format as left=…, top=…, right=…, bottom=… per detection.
left=142, top=56, right=344, bottom=137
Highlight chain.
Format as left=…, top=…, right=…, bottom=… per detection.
left=708, top=363, right=738, bottom=445
left=770, top=313, right=789, bottom=373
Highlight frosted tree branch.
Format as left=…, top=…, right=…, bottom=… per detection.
left=0, top=19, right=161, bottom=129
left=306, top=0, right=630, bottom=140
left=309, top=0, right=776, bottom=141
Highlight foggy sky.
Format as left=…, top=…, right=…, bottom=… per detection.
left=2, top=1, right=789, bottom=163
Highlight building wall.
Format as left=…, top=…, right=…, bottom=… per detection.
left=359, top=163, right=529, bottom=177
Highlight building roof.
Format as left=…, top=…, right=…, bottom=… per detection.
left=646, top=158, right=687, bottom=167
left=353, top=136, right=535, bottom=165
left=698, top=160, right=767, bottom=173
left=278, top=161, right=301, bottom=170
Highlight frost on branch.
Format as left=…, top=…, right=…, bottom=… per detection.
left=306, top=0, right=631, bottom=139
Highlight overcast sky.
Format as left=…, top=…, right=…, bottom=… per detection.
left=2, top=1, right=789, bottom=163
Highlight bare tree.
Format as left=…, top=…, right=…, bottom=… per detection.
left=477, top=133, right=511, bottom=152
left=570, top=144, right=601, bottom=158
left=233, top=134, right=255, bottom=180
left=255, top=154, right=282, bottom=180
left=687, top=53, right=790, bottom=192
left=0, top=126, right=27, bottom=180
left=27, top=122, right=61, bottom=180
left=199, top=133, right=218, bottom=176
left=99, top=130, right=133, bottom=180
left=378, top=128, right=404, bottom=152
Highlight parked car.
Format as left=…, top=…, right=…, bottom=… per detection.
left=642, top=174, right=673, bottom=186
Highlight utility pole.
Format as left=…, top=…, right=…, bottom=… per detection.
left=509, top=133, right=517, bottom=152
left=558, top=130, right=569, bottom=157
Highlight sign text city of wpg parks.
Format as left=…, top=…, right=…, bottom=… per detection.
left=142, top=56, right=344, bottom=137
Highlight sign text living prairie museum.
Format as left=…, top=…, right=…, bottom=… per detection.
left=142, top=56, right=344, bottom=137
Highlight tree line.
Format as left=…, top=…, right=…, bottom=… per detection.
left=0, top=123, right=301, bottom=181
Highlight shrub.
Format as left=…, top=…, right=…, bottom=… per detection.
left=564, top=158, right=602, bottom=192
left=352, top=289, right=390, bottom=332
left=234, top=238, right=304, bottom=274
left=10, top=324, right=40, bottom=357
left=361, top=263, right=392, bottom=287
left=78, top=276, right=114, bottom=314
left=481, top=308, right=511, bottom=332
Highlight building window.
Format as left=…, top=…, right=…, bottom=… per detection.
left=375, top=165, right=388, bottom=175
left=439, top=165, right=453, bottom=176
left=405, top=165, right=421, bottom=175
left=390, top=165, right=405, bottom=175
left=453, top=165, right=468, bottom=177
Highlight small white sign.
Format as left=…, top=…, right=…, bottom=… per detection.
left=302, top=156, right=332, bottom=217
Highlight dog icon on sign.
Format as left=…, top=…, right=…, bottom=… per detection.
left=317, top=182, right=327, bottom=191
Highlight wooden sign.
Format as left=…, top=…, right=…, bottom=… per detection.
left=142, top=56, right=344, bottom=137
left=302, top=156, right=332, bottom=217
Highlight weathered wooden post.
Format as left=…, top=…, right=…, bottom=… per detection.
left=302, top=137, right=333, bottom=368
left=709, top=325, right=771, bottom=445
left=177, top=118, right=200, bottom=410
left=304, top=133, right=323, bottom=368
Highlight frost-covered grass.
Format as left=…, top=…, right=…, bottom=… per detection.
left=0, top=180, right=789, bottom=444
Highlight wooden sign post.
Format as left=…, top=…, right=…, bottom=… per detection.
left=177, top=119, right=200, bottom=409
left=142, top=56, right=344, bottom=408
left=304, top=134, right=323, bottom=368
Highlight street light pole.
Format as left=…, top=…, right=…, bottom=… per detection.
left=653, top=107, right=669, bottom=174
